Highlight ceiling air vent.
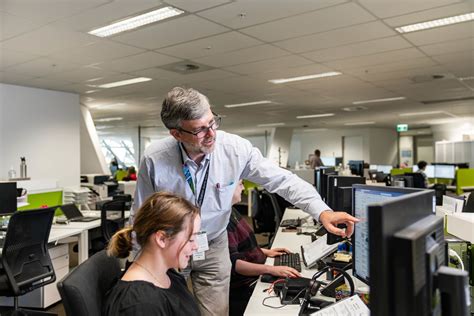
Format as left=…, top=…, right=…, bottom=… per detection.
left=159, top=61, right=214, bottom=74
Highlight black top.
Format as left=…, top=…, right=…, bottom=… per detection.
left=103, top=269, right=200, bottom=316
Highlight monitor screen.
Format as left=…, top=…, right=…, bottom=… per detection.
left=412, top=165, right=435, bottom=178
left=320, top=157, right=336, bottom=167
left=348, top=160, right=364, bottom=177
left=352, top=185, right=424, bottom=284
left=369, top=164, right=378, bottom=170
left=0, top=182, right=17, bottom=216
left=376, top=165, right=392, bottom=174
left=434, top=165, right=455, bottom=179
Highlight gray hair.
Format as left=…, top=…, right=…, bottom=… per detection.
left=161, top=87, right=211, bottom=129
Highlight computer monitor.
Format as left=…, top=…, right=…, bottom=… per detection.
left=314, top=167, right=335, bottom=192
left=348, top=160, right=364, bottom=177
left=0, top=182, right=17, bottom=215
left=368, top=190, right=469, bottom=316
left=326, top=175, right=365, bottom=210
left=376, top=165, right=392, bottom=174
left=434, top=165, right=455, bottom=179
left=318, top=168, right=337, bottom=202
left=320, top=157, right=336, bottom=167
left=412, top=165, right=435, bottom=178
left=335, top=157, right=343, bottom=167
left=352, top=185, right=424, bottom=284
left=392, top=175, right=414, bottom=188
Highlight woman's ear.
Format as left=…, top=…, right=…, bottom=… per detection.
left=154, top=231, right=168, bottom=248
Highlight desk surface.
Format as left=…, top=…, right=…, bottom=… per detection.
left=245, top=208, right=318, bottom=315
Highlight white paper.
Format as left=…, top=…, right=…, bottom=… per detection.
left=314, top=295, right=369, bottom=316
left=302, top=234, right=339, bottom=267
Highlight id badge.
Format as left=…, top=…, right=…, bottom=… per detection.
left=193, top=251, right=205, bottom=261
left=196, top=231, right=209, bottom=253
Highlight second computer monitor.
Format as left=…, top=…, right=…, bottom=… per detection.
left=352, top=185, right=425, bottom=285
left=326, top=175, right=365, bottom=210
left=348, top=160, right=364, bottom=177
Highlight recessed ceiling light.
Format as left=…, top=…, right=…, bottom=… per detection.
left=303, top=128, right=328, bottom=132
left=399, top=110, right=444, bottom=117
left=395, top=12, right=474, bottom=33
left=94, top=117, right=123, bottom=122
left=296, top=113, right=335, bottom=119
left=269, top=71, right=342, bottom=84
left=352, top=97, right=405, bottom=105
left=88, top=6, right=185, bottom=37
left=344, top=121, right=375, bottom=126
left=85, top=90, right=98, bottom=94
left=257, top=122, right=286, bottom=127
left=459, top=76, right=474, bottom=81
left=91, top=77, right=152, bottom=89
left=224, top=100, right=272, bottom=108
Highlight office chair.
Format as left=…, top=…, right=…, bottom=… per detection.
left=101, top=200, right=126, bottom=243
left=434, top=184, right=447, bottom=206
left=57, top=250, right=122, bottom=316
left=0, top=207, right=56, bottom=315
left=463, top=193, right=474, bottom=213
left=405, top=172, right=426, bottom=188
left=251, top=190, right=282, bottom=247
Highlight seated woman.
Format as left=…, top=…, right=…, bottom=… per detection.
left=227, top=181, right=301, bottom=316
left=104, top=192, right=201, bottom=316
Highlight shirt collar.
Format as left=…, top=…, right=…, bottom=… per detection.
left=178, top=142, right=211, bottom=166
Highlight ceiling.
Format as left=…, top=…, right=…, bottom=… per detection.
left=1, top=0, right=473, bottom=137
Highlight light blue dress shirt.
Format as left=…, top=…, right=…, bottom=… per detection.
left=132, top=130, right=331, bottom=241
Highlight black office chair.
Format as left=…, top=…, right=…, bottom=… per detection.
left=57, top=250, right=122, bottom=316
left=0, top=207, right=56, bottom=315
left=433, top=184, right=447, bottom=206
left=251, top=189, right=282, bottom=247
left=101, top=200, right=126, bottom=243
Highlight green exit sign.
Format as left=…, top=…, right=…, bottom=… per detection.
left=397, top=124, right=408, bottom=132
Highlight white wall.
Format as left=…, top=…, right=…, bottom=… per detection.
left=368, top=128, right=398, bottom=165
left=267, top=127, right=294, bottom=167
left=0, top=84, right=80, bottom=188
left=432, top=119, right=474, bottom=143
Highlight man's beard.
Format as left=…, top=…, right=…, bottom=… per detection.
left=183, top=136, right=216, bottom=155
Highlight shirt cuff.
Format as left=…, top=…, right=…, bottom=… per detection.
left=304, top=199, right=332, bottom=222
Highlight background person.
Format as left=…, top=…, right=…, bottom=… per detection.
left=416, top=160, right=429, bottom=188
left=132, top=87, right=358, bottom=316
left=310, top=149, right=324, bottom=169
left=105, top=192, right=201, bottom=316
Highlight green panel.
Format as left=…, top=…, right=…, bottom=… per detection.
left=18, top=190, right=63, bottom=216
left=115, top=170, right=128, bottom=181
left=243, top=180, right=259, bottom=195
left=456, top=169, right=474, bottom=195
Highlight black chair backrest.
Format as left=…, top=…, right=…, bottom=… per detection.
left=57, top=250, right=122, bottom=316
left=1, top=208, right=56, bottom=296
left=405, top=172, right=426, bottom=188
left=252, top=190, right=281, bottom=234
left=101, top=200, right=126, bottom=242
left=463, top=193, right=474, bottom=213
left=433, top=184, right=447, bottom=206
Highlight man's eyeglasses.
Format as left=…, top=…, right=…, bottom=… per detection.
left=178, top=114, right=222, bottom=139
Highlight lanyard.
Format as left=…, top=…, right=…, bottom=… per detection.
left=179, top=144, right=210, bottom=208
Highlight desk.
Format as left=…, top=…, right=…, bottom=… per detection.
left=51, top=211, right=129, bottom=264
left=245, top=208, right=317, bottom=315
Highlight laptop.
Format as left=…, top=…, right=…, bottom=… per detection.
left=60, top=204, right=100, bottom=222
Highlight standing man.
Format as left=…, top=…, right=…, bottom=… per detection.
left=132, top=87, right=358, bottom=316
left=310, top=149, right=324, bottom=169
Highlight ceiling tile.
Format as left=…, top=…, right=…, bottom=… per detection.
left=92, top=52, right=182, bottom=73
left=303, top=36, right=413, bottom=62
left=223, top=55, right=313, bottom=75
left=165, top=0, right=231, bottom=12
left=156, top=31, right=263, bottom=60
left=50, top=40, right=145, bottom=66
left=4, top=57, right=82, bottom=77
left=112, top=15, right=229, bottom=50
left=197, top=0, right=347, bottom=29
left=358, top=0, right=462, bottom=19
left=1, top=25, right=96, bottom=56
left=43, top=66, right=123, bottom=83
left=240, top=2, right=376, bottom=42
left=419, top=37, right=474, bottom=56
left=0, top=48, right=41, bottom=70
left=324, top=47, right=427, bottom=70
left=273, top=21, right=396, bottom=53
left=194, top=44, right=291, bottom=67
left=0, top=11, right=43, bottom=41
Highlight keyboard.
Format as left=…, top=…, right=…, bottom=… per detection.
left=274, top=253, right=302, bottom=272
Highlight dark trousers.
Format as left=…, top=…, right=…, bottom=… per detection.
left=229, top=283, right=256, bottom=316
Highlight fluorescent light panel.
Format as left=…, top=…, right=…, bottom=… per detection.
left=94, top=117, right=123, bottom=122
left=224, top=100, right=272, bottom=108
left=353, top=97, right=405, bottom=105
left=94, top=77, right=152, bottom=89
left=344, top=121, right=375, bottom=126
left=89, top=6, right=185, bottom=37
left=257, top=122, right=285, bottom=127
left=269, top=71, right=341, bottom=84
left=399, top=110, right=444, bottom=117
left=304, top=128, right=328, bottom=132
left=296, top=113, right=335, bottom=119
left=395, top=12, right=474, bottom=33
